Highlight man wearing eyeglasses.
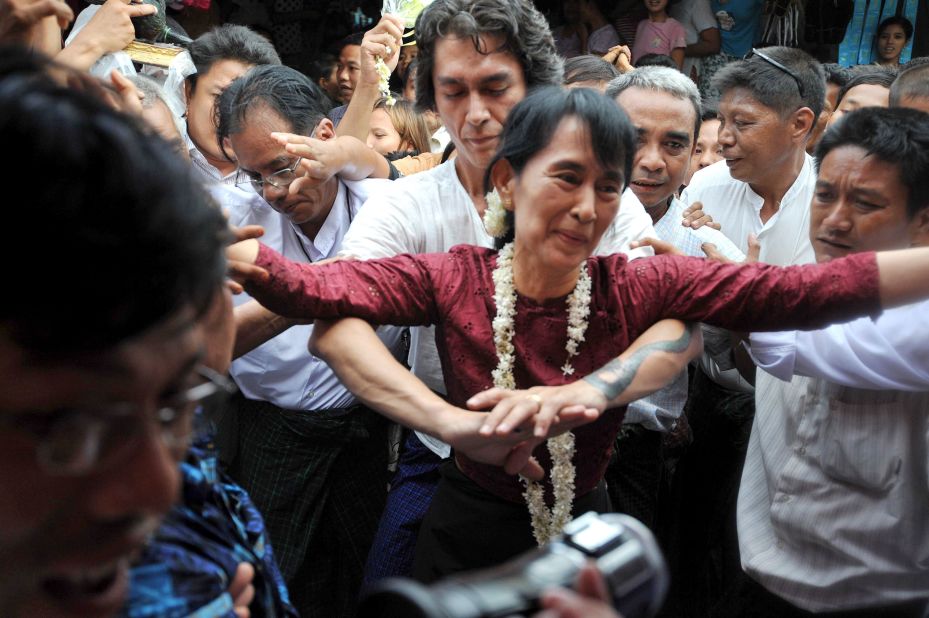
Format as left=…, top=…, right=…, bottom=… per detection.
left=0, top=65, right=229, bottom=617
left=215, top=63, right=402, bottom=618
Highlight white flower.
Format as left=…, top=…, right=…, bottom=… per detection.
left=375, top=57, right=394, bottom=106
left=491, top=242, right=592, bottom=544
left=483, top=189, right=509, bottom=237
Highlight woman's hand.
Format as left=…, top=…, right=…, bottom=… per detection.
left=440, top=407, right=548, bottom=479
left=468, top=381, right=607, bottom=440
left=226, top=238, right=266, bottom=290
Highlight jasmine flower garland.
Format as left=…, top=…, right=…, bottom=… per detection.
left=491, top=242, right=592, bottom=545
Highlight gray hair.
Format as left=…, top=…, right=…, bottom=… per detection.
left=606, top=66, right=702, bottom=138
left=413, top=0, right=563, bottom=112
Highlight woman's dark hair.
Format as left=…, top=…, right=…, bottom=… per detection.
left=835, top=68, right=896, bottom=109
left=815, top=106, right=929, bottom=218
left=876, top=15, right=913, bottom=41
left=484, top=86, right=635, bottom=248
left=1, top=58, right=228, bottom=354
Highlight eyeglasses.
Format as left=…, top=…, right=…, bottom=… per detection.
left=3, top=365, right=237, bottom=476
left=747, top=48, right=806, bottom=100
left=235, top=157, right=303, bottom=192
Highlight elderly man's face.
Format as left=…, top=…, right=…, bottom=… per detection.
left=810, top=144, right=928, bottom=263
left=0, top=310, right=204, bottom=618
left=431, top=34, right=527, bottom=176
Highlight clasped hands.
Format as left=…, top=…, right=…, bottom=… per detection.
left=446, top=380, right=608, bottom=480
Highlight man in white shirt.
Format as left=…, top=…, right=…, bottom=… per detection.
left=215, top=65, right=398, bottom=618
left=602, top=66, right=743, bottom=526
left=672, top=46, right=826, bottom=613
left=311, top=0, right=660, bottom=588
left=732, top=107, right=929, bottom=616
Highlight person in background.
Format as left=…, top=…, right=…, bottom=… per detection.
left=669, top=0, right=721, bottom=88
left=328, top=32, right=364, bottom=125
left=308, top=53, right=341, bottom=107
left=874, top=15, right=913, bottom=68
left=397, top=41, right=418, bottom=81
left=631, top=0, right=687, bottom=69
left=807, top=63, right=850, bottom=154
left=708, top=0, right=763, bottom=98
left=554, top=0, right=622, bottom=57
left=635, top=52, right=678, bottom=68
left=367, top=96, right=433, bottom=158
left=684, top=105, right=722, bottom=186
left=562, top=54, right=619, bottom=91
left=827, top=68, right=895, bottom=128
left=890, top=61, right=929, bottom=114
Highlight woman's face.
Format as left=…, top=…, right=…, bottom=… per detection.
left=366, top=108, right=408, bottom=155
left=501, top=116, right=624, bottom=276
left=877, top=24, right=907, bottom=64
left=398, top=44, right=418, bottom=77
left=645, top=0, right=669, bottom=16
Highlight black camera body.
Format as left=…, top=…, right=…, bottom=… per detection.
left=357, top=512, right=668, bottom=618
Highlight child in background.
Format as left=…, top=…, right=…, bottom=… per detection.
left=631, top=0, right=687, bottom=69
left=366, top=97, right=432, bottom=158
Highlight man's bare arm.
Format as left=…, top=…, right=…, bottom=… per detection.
left=233, top=300, right=304, bottom=358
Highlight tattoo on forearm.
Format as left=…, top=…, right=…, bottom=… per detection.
left=583, top=323, right=695, bottom=401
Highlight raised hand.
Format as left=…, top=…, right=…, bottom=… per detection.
left=681, top=200, right=722, bottom=230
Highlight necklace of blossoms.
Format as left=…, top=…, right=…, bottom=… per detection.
left=491, top=241, right=592, bottom=545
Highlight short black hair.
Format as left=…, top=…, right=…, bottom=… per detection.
left=484, top=86, right=635, bottom=248
left=712, top=46, right=825, bottom=121
left=307, top=53, right=337, bottom=82
left=563, top=54, right=619, bottom=86
left=890, top=62, right=929, bottom=107
left=877, top=15, right=913, bottom=41
left=216, top=65, right=329, bottom=151
left=835, top=68, right=896, bottom=109
left=635, top=53, right=677, bottom=69
left=1, top=62, right=227, bottom=354
left=822, top=62, right=850, bottom=88
left=187, top=24, right=281, bottom=92
left=414, top=0, right=563, bottom=112
left=338, top=32, right=365, bottom=52
left=815, top=106, right=929, bottom=218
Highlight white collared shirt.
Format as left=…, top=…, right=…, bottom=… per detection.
left=738, top=369, right=929, bottom=611
left=681, top=155, right=817, bottom=266
left=341, top=159, right=659, bottom=456
left=226, top=178, right=399, bottom=411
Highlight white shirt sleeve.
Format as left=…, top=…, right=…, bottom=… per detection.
left=595, top=188, right=657, bottom=260
left=749, top=301, right=929, bottom=391
left=340, top=190, right=423, bottom=259
left=692, top=0, right=719, bottom=33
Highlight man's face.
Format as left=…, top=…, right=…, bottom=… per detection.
left=229, top=106, right=338, bottom=233
left=0, top=311, right=204, bottom=618
left=318, top=63, right=341, bottom=102
left=432, top=34, right=527, bottom=175
left=336, top=44, right=361, bottom=103
left=828, top=83, right=890, bottom=128
left=185, top=60, right=252, bottom=163
left=687, top=117, right=721, bottom=184
left=617, top=87, right=695, bottom=211
left=810, top=145, right=925, bottom=263
left=717, top=88, right=798, bottom=185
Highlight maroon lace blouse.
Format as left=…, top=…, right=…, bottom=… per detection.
left=250, top=244, right=880, bottom=504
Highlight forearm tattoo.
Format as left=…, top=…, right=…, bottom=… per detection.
left=583, top=323, right=695, bottom=401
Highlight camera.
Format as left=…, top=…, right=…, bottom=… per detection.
left=356, top=512, right=668, bottom=618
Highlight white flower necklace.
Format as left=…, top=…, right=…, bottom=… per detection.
left=491, top=242, right=592, bottom=545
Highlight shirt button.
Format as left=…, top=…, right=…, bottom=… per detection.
left=776, top=494, right=791, bottom=503
left=796, top=446, right=806, bottom=456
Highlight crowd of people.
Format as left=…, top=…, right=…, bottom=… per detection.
left=2, top=0, right=929, bottom=617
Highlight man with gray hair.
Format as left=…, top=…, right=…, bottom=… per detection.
left=310, top=0, right=660, bottom=586
left=603, top=66, right=742, bottom=527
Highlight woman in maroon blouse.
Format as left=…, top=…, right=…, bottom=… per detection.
left=227, top=87, right=929, bottom=580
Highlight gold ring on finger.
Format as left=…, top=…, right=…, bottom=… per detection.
left=526, top=394, right=543, bottom=407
